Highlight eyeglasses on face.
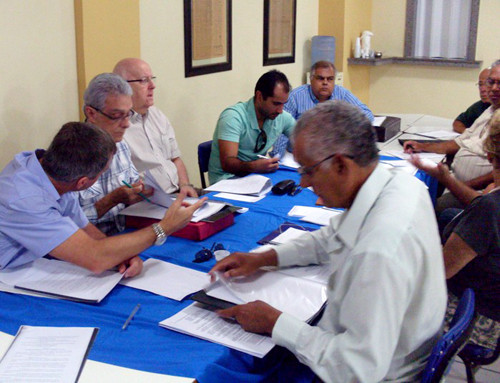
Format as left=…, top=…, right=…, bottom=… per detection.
left=476, top=81, right=488, bottom=88
left=193, top=242, right=226, bottom=263
left=126, top=76, right=156, bottom=85
left=486, top=78, right=500, bottom=87
left=254, top=129, right=268, bottom=153
left=90, top=106, right=133, bottom=122
left=298, top=153, right=353, bottom=176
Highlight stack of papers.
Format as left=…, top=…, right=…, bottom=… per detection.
left=384, top=150, right=445, bottom=164
left=0, top=258, right=123, bottom=303
left=205, top=175, right=273, bottom=203
left=0, top=326, right=98, bottom=382
left=160, top=265, right=329, bottom=357
left=409, top=130, right=460, bottom=140
left=288, top=205, right=343, bottom=226
left=120, top=198, right=226, bottom=223
left=279, top=151, right=300, bottom=169
left=160, top=303, right=275, bottom=358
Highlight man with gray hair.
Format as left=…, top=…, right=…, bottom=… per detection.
left=78, top=73, right=153, bottom=235
left=405, top=59, right=500, bottom=211
left=0, top=122, right=205, bottom=276
left=271, top=60, right=373, bottom=157
left=210, top=101, right=446, bottom=382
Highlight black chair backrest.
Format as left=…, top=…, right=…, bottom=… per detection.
left=198, top=140, right=212, bottom=189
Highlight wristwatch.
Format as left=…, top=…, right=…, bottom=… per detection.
left=152, top=223, right=167, bottom=246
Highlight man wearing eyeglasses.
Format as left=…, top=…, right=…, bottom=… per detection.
left=208, top=70, right=295, bottom=184
left=113, top=58, right=198, bottom=197
left=0, top=122, right=204, bottom=276
left=404, top=59, right=500, bottom=212
left=271, top=61, right=373, bottom=157
left=453, top=67, right=491, bottom=134
left=209, top=101, right=446, bottom=382
left=78, top=73, right=152, bottom=235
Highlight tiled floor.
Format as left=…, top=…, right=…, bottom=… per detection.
left=445, top=356, right=500, bottom=382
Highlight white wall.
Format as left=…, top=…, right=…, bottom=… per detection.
left=0, top=1, right=79, bottom=169
left=369, top=0, right=500, bottom=118
left=140, top=0, right=319, bottom=184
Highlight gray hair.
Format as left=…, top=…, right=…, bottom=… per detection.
left=292, top=100, right=378, bottom=167
left=491, top=59, right=500, bottom=69
left=42, top=122, right=117, bottom=182
left=83, top=73, right=132, bottom=115
left=311, top=60, right=336, bottom=76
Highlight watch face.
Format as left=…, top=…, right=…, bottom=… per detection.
left=155, top=236, right=166, bottom=246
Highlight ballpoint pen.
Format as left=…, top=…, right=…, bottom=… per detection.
left=122, top=303, right=141, bottom=331
left=122, top=180, right=152, bottom=203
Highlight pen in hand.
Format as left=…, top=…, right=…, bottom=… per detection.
left=122, top=180, right=152, bottom=203
left=122, top=303, right=141, bottom=331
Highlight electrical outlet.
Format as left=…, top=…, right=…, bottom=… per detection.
left=335, top=72, right=343, bottom=86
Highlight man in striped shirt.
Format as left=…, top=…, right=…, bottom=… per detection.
left=78, top=73, right=153, bottom=235
left=271, top=61, right=373, bottom=157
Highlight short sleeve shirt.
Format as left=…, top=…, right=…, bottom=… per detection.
left=124, top=106, right=182, bottom=193
left=208, top=97, right=295, bottom=184
left=0, top=151, right=89, bottom=269
left=444, top=189, right=500, bottom=320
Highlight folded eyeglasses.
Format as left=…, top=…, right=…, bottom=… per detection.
left=193, top=242, right=226, bottom=263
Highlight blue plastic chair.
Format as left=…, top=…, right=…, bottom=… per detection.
left=421, top=288, right=476, bottom=383
left=459, top=330, right=500, bottom=383
left=198, top=140, right=212, bottom=189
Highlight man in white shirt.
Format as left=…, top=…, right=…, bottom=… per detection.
left=210, top=101, right=447, bottom=382
left=113, top=58, right=197, bottom=197
left=404, top=59, right=500, bottom=211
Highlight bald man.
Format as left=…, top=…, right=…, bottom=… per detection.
left=113, top=58, right=197, bottom=197
left=453, top=68, right=491, bottom=133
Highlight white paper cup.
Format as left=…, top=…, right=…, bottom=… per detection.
left=214, top=250, right=230, bottom=261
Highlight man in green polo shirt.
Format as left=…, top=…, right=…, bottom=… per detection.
left=208, top=70, right=295, bottom=184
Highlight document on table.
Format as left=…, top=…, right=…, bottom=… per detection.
left=204, top=174, right=272, bottom=196
left=207, top=269, right=327, bottom=322
left=0, top=258, right=123, bottom=303
left=159, top=303, right=275, bottom=358
left=213, top=192, right=265, bottom=203
left=269, top=227, right=310, bottom=244
left=120, top=259, right=210, bottom=301
left=279, top=151, right=300, bottom=169
left=410, top=129, right=460, bottom=139
left=384, top=150, right=445, bottom=164
left=288, top=205, right=344, bottom=226
left=0, top=326, right=98, bottom=383
left=119, top=198, right=226, bottom=222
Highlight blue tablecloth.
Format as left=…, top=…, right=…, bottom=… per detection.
left=0, top=163, right=436, bottom=381
left=0, top=168, right=319, bottom=381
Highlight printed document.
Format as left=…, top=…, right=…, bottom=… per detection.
left=120, top=259, right=210, bottom=301
left=0, top=258, right=122, bottom=303
left=208, top=269, right=327, bottom=322
left=204, top=174, right=272, bottom=196
left=159, top=303, right=275, bottom=358
left=279, top=151, right=300, bottom=169
left=0, top=326, right=98, bottom=383
left=119, top=198, right=225, bottom=222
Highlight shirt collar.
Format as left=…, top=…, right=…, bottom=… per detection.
left=333, top=164, right=392, bottom=249
left=27, top=151, right=62, bottom=201
left=307, top=85, right=335, bottom=104
left=246, top=97, right=263, bottom=131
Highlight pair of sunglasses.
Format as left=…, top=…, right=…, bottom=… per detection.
left=193, top=242, right=226, bottom=263
left=254, top=130, right=268, bottom=153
